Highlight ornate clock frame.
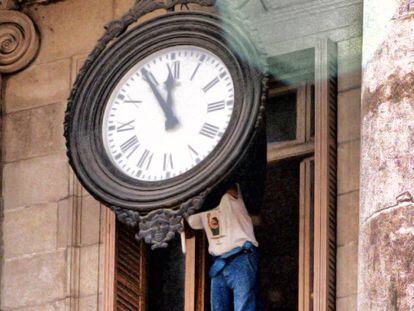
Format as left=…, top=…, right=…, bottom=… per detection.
left=64, top=0, right=268, bottom=249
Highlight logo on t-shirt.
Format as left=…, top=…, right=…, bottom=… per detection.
left=207, top=211, right=223, bottom=239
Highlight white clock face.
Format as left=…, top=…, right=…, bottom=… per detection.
left=102, top=45, right=235, bottom=182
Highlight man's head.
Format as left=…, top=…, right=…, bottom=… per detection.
left=226, top=184, right=239, bottom=199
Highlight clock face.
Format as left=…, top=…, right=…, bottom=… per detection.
left=102, top=45, right=235, bottom=182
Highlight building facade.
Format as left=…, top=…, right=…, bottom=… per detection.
left=0, top=0, right=412, bottom=310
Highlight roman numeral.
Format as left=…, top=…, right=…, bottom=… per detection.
left=124, top=98, right=142, bottom=104
left=141, top=68, right=158, bottom=85
left=137, top=149, right=152, bottom=169
left=188, top=145, right=199, bottom=156
left=146, top=153, right=153, bottom=170
left=199, top=123, right=219, bottom=139
left=190, top=63, right=201, bottom=81
left=219, top=71, right=227, bottom=79
left=117, top=120, right=135, bottom=132
left=163, top=153, right=174, bottom=171
left=188, top=145, right=201, bottom=163
left=207, top=100, right=225, bottom=113
left=169, top=61, right=180, bottom=79
left=120, top=136, right=140, bottom=158
left=190, top=54, right=208, bottom=81
left=123, top=96, right=141, bottom=109
left=202, top=77, right=219, bottom=93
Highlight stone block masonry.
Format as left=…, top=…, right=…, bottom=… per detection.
left=1, top=0, right=116, bottom=309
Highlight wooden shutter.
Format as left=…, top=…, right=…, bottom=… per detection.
left=184, top=227, right=209, bottom=311
left=115, top=220, right=147, bottom=311
left=299, top=157, right=315, bottom=311
left=313, top=38, right=337, bottom=311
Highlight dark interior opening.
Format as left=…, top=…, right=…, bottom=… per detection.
left=255, top=158, right=301, bottom=311
left=267, top=90, right=297, bottom=143
left=147, top=235, right=185, bottom=311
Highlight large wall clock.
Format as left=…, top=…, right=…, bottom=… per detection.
left=65, top=0, right=267, bottom=248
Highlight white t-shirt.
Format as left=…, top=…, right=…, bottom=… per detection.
left=185, top=186, right=258, bottom=256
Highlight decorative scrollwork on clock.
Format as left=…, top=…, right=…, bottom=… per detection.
left=113, top=188, right=210, bottom=249
left=136, top=188, right=209, bottom=249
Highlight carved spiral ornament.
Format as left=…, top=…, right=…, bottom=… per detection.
left=0, top=10, right=39, bottom=74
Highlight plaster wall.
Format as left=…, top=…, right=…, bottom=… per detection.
left=0, top=0, right=363, bottom=310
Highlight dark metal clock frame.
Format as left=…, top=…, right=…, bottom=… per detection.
left=65, top=0, right=268, bottom=248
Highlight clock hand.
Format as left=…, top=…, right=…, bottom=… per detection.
left=141, top=68, right=179, bottom=131
left=164, top=65, right=181, bottom=131
left=165, top=64, right=177, bottom=117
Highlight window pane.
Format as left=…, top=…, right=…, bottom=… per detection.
left=267, top=91, right=297, bottom=143
left=147, top=236, right=185, bottom=311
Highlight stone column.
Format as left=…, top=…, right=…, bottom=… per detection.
left=0, top=0, right=40, bottom=281
left=358, top=0, right=414, bottom=310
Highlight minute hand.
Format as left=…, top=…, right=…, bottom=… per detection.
left=165, top=65, right=175, bottom=110
left=141, top=68, right=179, bottom=130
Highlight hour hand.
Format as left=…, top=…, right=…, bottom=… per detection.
left=141, top=68, right=179, bottom=130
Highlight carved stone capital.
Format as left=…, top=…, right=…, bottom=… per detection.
left=0, top=9, right=39, bottom=74
left=113, top=189, right=210, bottom=249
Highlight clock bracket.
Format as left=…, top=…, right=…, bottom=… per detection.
left=114, top=187, right=211, bottom=249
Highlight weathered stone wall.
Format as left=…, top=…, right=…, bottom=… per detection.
left=359, top=0, right=414, bottom=310
left=1, top=1, right=136, bottom=309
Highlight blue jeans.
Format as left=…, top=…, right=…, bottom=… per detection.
left=210, top=248, right=260, bottom=311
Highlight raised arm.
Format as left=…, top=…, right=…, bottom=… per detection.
left=186, top=213, right=204, bottom=230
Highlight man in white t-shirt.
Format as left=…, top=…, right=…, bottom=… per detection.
left=183, top=184, right=260, bottom=311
